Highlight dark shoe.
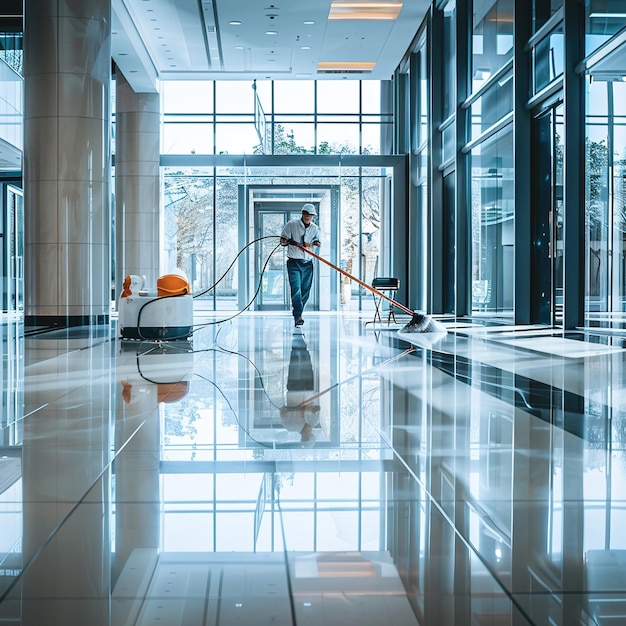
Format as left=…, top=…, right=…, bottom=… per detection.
left=295, top=318, right=304, bottom=327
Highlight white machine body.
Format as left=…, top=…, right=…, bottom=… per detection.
left=118, top=274, right=193, bottom=340
left=119, top=293, right=193, bottom=340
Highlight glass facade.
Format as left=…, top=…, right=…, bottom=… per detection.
left=163, top=162, right=391, bottom=313
left=585, top=79, right=626, bottom=323
left=397, top=0, right=626, bottom=328
left=470, top=127, right=514, bottom=313
left=162, top=80, right=391, bottom=156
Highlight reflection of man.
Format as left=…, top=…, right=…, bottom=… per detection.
left=280, top=203, right=321, bottom=327
left=279, top=333, right=319, bottom=447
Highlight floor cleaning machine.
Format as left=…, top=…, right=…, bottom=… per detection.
left=118, top=272, right=194, bottom=340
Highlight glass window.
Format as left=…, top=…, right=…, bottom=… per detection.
left=317, top=80, right=359, bottom=114
left=162, top=119, right=214, bottom=154
left=470, top=71, right=513, bottom=140
left=272, top=121, right=315, bottom=153
left=317, top=123, right=359, bottom=154
left=163, top=81, right=213, bottom=113
left=586, top=0, right=626, bottom=55
left=532, top=23, right=564, bottom=94
left=443, top=0, right=457, bottom=120
left=361, top=122, right=382, bottom=154
left=419, top=45, right=428, bottom=147
left=442, top=122, right=456, bottom=162
left=470, top=125, right=514, bottom=314
left=533, top=0, right=564, bottom=33
left=472, top=0, right=514, bottom=87
left=215, top=81, right=255, bottom=114
left=584, top=78, right=626, bottom=325
left=361, top=81, right=381, bottom=114
left=274, top=80, right=314, bottom=113
left=163, top=170, right=215, bottom=296
left=215, top=122, right=259, bottom=154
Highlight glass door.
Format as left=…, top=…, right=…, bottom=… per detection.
left=1, top=184, right=23, bottom=314
left=255, top=206, right=321, bottom=311
left=531, top=102, right=564, bottom=326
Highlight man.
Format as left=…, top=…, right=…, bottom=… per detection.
left=280, top=203, right=321, bottom=327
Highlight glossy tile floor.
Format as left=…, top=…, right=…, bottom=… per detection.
left=1, top=312, right=626, bottom=625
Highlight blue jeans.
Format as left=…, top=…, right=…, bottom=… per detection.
left=287, top=259, right=314, bottom=321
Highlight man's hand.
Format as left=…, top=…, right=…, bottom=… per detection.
left=280, top=237, right=299, bottom=246
left=313, top=240, right=321, bottom=247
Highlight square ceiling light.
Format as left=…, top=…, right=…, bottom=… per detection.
left=328, top=2, right=403, bottom=20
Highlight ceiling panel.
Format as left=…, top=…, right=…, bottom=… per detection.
left=112, top=0, right=430, bottom=90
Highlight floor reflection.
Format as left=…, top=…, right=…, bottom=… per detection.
left=1, top=314, right=626, bottom=624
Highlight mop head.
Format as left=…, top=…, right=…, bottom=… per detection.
left=400, top=312, right=447, bottom=335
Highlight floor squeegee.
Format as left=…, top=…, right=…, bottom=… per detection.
left=286, top=240, right=446, bottom=334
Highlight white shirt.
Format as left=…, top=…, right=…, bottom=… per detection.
left=280, top=218, right=321, bottom=261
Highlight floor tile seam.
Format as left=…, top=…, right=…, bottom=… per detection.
left=373, top=422, right=536, bottom=625
left=255, top=461, right=298, bottom=626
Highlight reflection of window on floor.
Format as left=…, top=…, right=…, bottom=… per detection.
left=159, top=471, right=383, bottom=553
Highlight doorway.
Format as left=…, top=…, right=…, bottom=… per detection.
left=531, top=101, right=564, bottom=326
left=255, top=204, right=318, bottom=311
left=247, top=186, right=339, bottom=312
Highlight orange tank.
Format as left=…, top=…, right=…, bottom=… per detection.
left=157, top=273, right=190, bottom=297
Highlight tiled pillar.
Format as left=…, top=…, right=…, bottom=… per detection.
left=23, top=0, right=111, bottom=327
left=115, top=70, right=160, bottom=295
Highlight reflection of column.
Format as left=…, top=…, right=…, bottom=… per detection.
left=115, top=70, right=160, bottom=295
left=511, top=394, right=551, bottom=623
left=113, top=347, right=161, bottom=585
left=561, top=392, right=585, bottom=624
left=23, top=0, right=111, bottom=327
left=22, top=346, right=112, bottom=625
left=425, top=359, right=460, bottom=624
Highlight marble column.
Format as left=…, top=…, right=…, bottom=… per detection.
left=23, top=0, right=112, bottom=327
left=114, top=69, right=160, bottom=296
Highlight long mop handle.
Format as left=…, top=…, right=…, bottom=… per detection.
left=288, top=242, right=414, bottom=316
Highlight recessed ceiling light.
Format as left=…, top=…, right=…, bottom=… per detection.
left=229, top=20, right=242, bottom=25
left=266, top=30, right=278, bottom=35
left=303, top=20, right=315, bottom=24
left=300, top=46, right=311, bottom=50
left=329, top=2, right=403, bottom=20
left=589, top=12, right=626, bottom=18
left=318, top=61, right=376, bottom=71
left=234, top=45, right=245, bottom=49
